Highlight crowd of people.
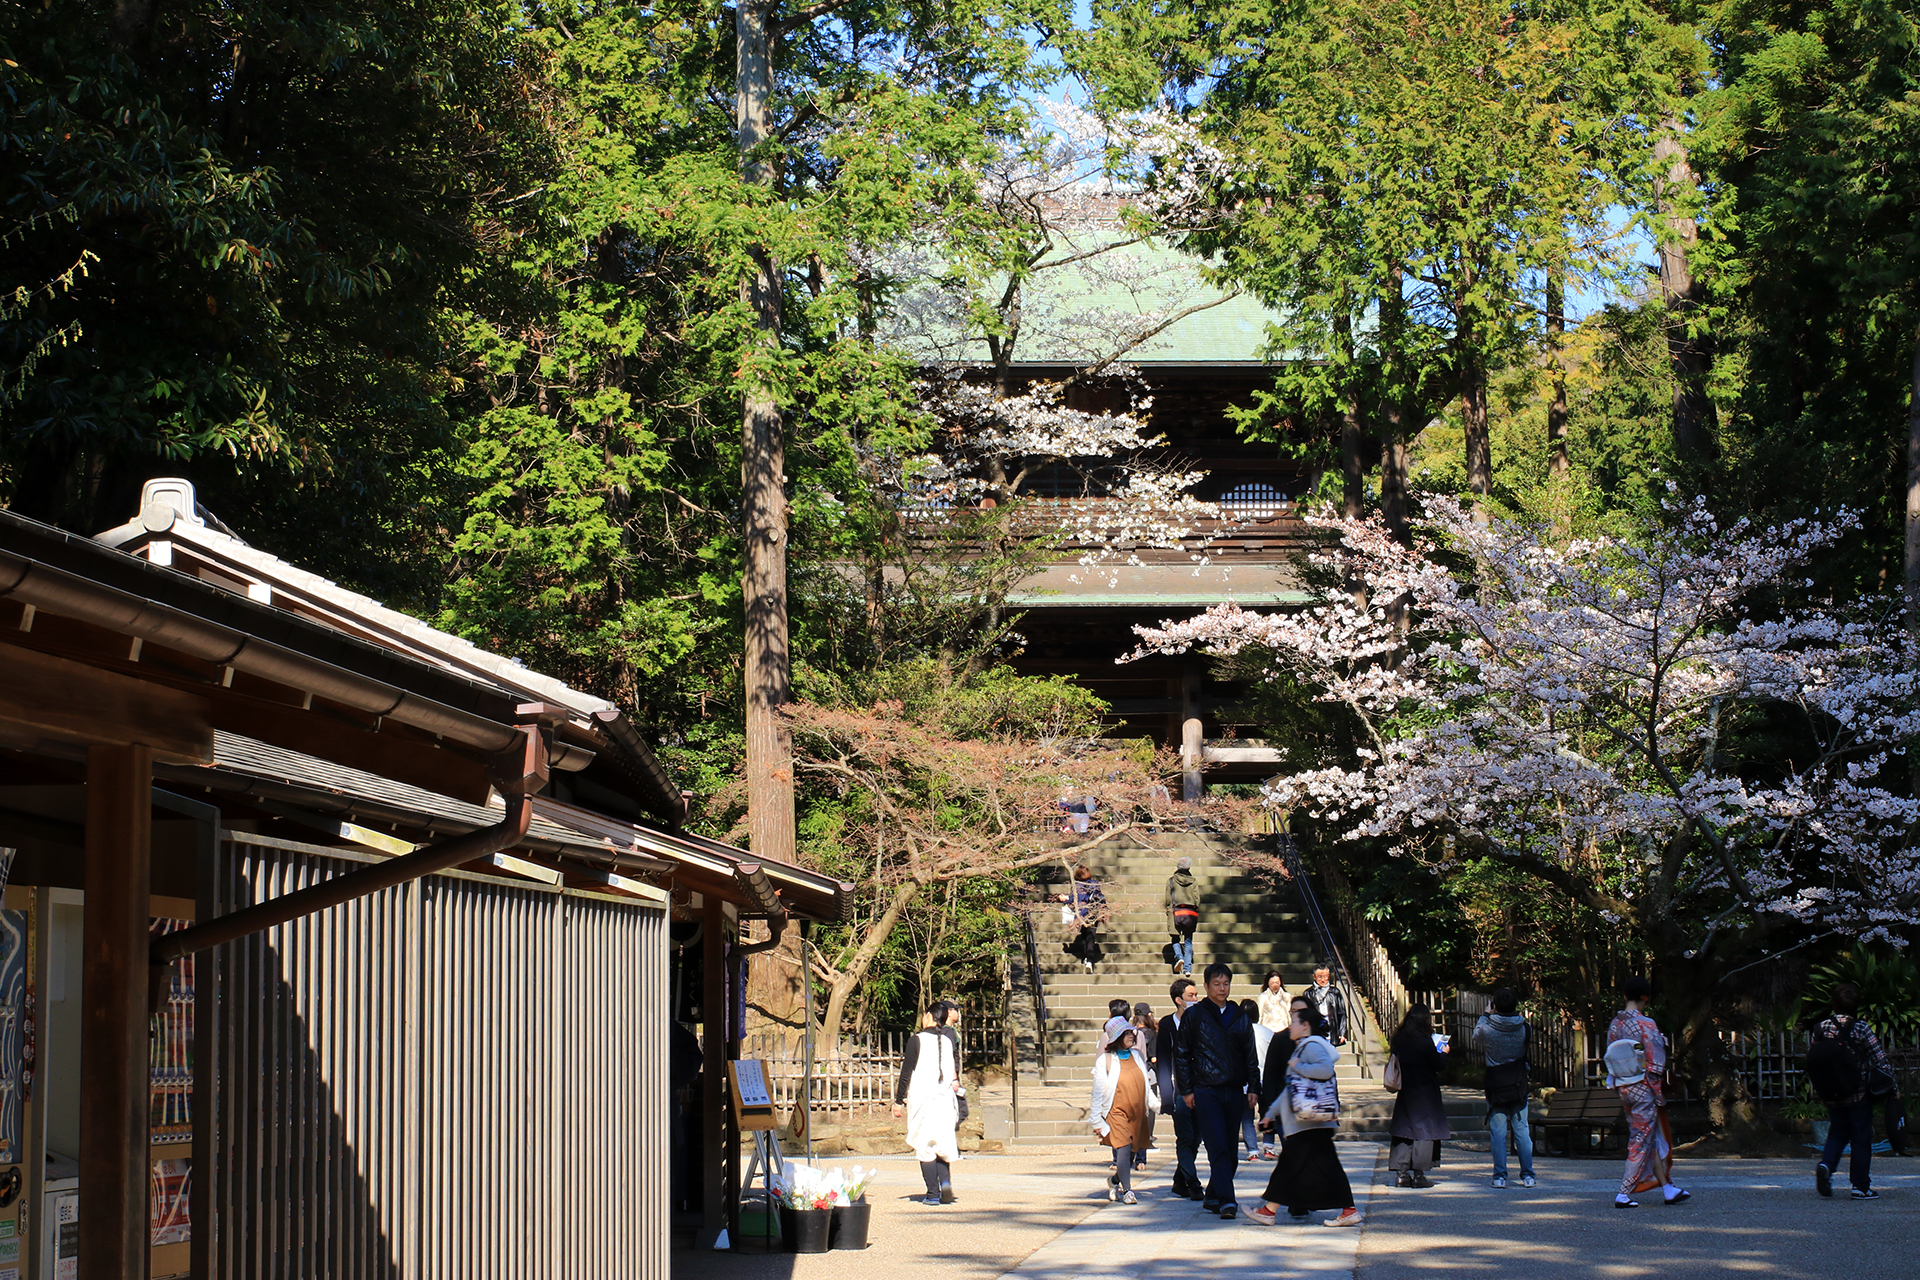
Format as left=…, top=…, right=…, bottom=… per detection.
left=903, top=857, right=1905, bottom=1219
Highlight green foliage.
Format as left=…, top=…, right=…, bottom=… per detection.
left=1805, top=950, right=1920, bottom=1041
left=1079, top=0, right=1688, bottom=484
left=1698, top=0, right=1920, bottom=593
left=0, top=0, right=533, bottom=543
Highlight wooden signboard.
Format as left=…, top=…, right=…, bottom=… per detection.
left=728, top=1059, right=781, bottom=1131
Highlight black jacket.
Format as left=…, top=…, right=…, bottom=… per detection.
left=1303, top=982, right=1348, bottom=1042
left=1258, top=1029, right=1291, bottom=1112
left=1174, top=998, right=1260, bottom=1095
left=1156, top=1011, right=1184, bottom=1107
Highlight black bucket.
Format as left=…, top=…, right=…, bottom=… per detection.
left=780, top=1206, right=833, bottom=1254
left=830, top=1200, right=871, bottom=1250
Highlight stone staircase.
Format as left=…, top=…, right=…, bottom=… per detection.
left=1006, top=833, right=1489, bottom=1146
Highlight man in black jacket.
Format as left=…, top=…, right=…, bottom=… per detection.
left=1157, top=979, right=1203, bottom=1199
left=1175, top=963, right=1261, bottom=1217
left=1303, top=965, right=1348, bottom=1045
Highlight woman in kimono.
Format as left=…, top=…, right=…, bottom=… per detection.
left=1605, top=976, right=1689, bottom=1208
left=893, top=1001, right=962, bottom=1204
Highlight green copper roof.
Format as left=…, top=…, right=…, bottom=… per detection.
left=889, top=237, right=1296, bottom=366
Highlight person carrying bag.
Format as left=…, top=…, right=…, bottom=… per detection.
left=1246, top=1005, right=1362, bottom=1227
left=1474, top=989, right=1535, bottom=1188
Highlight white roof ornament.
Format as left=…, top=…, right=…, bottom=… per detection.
left=139, top=478, right=204, bottom=533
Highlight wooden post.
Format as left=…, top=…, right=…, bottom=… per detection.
left=699, top=897, right=729, bottom=1245
left=725, top=936, right=744, bottom=1247
left=80, top=744, right=152, bottom=1280
left=1181, top=665, right=1204, bottom=802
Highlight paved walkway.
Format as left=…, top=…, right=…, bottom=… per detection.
left=673, top=1146, right=1920, bottom=1280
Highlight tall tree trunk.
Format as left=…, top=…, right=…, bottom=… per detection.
left=1906, top=322, right=1920, bottom=795
left=1460, top=348, right=1492, bottom=526
left=1546, top=268, right=1569, bottom=484
left=1907, top=321, right=1920, bottom=637
left=1653, top=121, right=1717, bottom=464
left=739, top=0, right=796, bottom=871
left=1334, top=312, right=1366, bottom=520
left=1378, top=270, right=1411, bottom=546
left=1456, top=254, right=1492, bottom=523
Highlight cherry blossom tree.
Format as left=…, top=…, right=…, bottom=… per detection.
left=1134, top=493, right=1920, bottom=1120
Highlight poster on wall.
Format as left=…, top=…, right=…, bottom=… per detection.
left=0, top=906, right=26, bottom=1166
left=148, top=919, right=194, bottom=1145
left=149, top=1159, right=190, bottom=1246
left=53, top=1193, right=76, bottom=1280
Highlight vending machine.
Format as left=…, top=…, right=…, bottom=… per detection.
left=0, top=785, right=208, bottom=1280
left=0, top=873, right=195, bottom=1280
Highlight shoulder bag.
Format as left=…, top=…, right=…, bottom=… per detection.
left=1383, top=1054, right=1403, bottom=1093
left=1289, top=1071, right=1341, bottom=1122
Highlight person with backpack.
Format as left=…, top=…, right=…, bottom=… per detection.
left=1808, top=982, right=1901, bottom=1200
left=1473, top=988, right=1535, bottom=1188
left=1603, top=977, right=1688, bottom=1209
left=1165, top=857, right=1201, bottom=976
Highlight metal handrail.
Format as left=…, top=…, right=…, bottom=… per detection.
left=1021, top=905, right=1049, bottom=1072
left=1273, top=833, right=1373, bottom=1077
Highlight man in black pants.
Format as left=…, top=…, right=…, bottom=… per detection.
left=1175, top=963, right=1260, bottom=1218
left=1157, top=979, right=1203, bottom=1199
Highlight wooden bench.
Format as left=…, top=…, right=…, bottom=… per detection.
left=1537, top=1087, right=1625, bottom=1157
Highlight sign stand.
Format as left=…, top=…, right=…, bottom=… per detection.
left=728, top=1060, right=782, bottom=1252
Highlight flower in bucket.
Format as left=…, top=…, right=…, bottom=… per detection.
left=839, top=1164, right=874, bottom=1204
left=770, top=1163, right=877, bottom=1209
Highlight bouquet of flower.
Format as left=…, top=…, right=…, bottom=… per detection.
left=769, top=1163, right=877, bottom=1209
left=840, top=1164, right=873, bottom=1204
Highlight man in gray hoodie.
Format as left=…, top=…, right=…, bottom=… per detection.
left=1472, top=988, right=1535, bottom=1188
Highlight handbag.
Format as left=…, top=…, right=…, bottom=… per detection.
left=1384, top=1054, right=1403, bottom=1093
left=1289, top=1072, right=1340, bottom=1122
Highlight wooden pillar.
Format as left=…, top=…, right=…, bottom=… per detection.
left=699, top=897, right=728, bottom=1244
left=80, top=744, right=152, bottom=1280
left=1181, top=664, right=1204, bottom=802
left=725, top=937, right=743, bottom=1248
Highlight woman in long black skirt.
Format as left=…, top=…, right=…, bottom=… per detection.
left=1247, top=1006, right=1362, bottom=1227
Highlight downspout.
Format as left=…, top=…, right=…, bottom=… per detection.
left=728, top=916, right=787, bottom=1050
left=148, top=722, right=548, bottom=988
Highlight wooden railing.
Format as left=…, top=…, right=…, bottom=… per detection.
left=742, top=1017, right=1007, bottom=1117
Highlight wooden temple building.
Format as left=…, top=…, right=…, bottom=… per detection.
left=0, top=479, right=844, bottom=1278
left=937, top=242, right=1316, bottom=797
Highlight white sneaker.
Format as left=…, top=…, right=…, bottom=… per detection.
left=1521, top=1175, right=1536, bottom=1188
left=1491, top=1176, right=1507, bottom=1189
left=1121, top=1191, right=1138, bottom=1205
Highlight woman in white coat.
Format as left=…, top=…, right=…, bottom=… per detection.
left=1090, top=1015, right=1161, bottom=1204
left=893, top=1002, right=962, bottom=1204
